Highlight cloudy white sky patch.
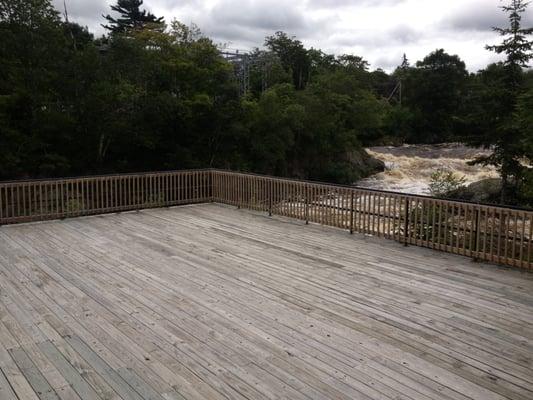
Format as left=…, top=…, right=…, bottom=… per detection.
left=55, top=0, right=533, bottom=72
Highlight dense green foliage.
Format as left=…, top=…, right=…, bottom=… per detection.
left=428, top=169, right=467, bottom=198
left=0, top=0, right=532, bottom=206
left=463, top=0, right=533, bottom=204
left=0, top=0, right=389, bottom=183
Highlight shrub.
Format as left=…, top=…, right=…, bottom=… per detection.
left=429, top=169, right=466, bottom=198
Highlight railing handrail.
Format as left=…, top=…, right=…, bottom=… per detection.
left=0, top=168, right=213, bottom=185
left=209, top=169, right=533, bottom=213
left=2, top=168, right=532, bottom=213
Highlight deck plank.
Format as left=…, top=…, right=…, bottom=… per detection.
left=0, top=203, right=532, bottom=400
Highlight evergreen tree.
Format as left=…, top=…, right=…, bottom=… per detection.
left=469, top=0, right=533, bottom=203
left=103, top=0, right=164, bottom=34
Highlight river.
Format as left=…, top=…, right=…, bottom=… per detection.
left=356, top=144, right=499, bottom=195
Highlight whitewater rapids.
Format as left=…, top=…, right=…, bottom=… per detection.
left=356, top=144, right=499, bottom=195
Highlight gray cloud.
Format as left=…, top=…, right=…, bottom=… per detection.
left=306, top=0, right=406, bottom=8
left=49, top=0, right=524, bottom=72
left=328, top=24, right=420, bottom=49
left=209, top=0, right=308, bottom=32
left=373, top=52, right=406, bottom=70
left=55, top=0, right=108, bottom=19
left=53, top=0, right=109, bottom=30
left=443, top=0, right=533, bottom=32
left=199, top=0, right=335, bottom=48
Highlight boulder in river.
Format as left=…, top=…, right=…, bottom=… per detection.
left=348, top=149, right=386, bottom=179
left=446, top=178, right=502, bottom=203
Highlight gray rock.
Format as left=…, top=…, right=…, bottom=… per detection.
left=447, top=178, right=502, bottom=203
left=348, top=149, right=385, bottom=178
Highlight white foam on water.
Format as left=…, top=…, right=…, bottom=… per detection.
left=356, top=144, right=499, bottom=195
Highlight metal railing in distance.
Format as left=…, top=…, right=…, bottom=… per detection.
left=1, top=169, right=532, bottom=270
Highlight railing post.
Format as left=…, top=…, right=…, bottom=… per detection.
left=350, top=191, right=354, bottom=234
left=268, top=180, right=272, bottom=217
left=404, top=198, right=410, bottom=246
left=305, top=184, right=309, bottom=225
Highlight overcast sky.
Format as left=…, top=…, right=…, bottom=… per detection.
left=54, top=0, right=533, bottom=72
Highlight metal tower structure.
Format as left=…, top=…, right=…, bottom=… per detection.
left=220, top=50, right=251, bottom=96
left=219, top=49, right=277, bottom=96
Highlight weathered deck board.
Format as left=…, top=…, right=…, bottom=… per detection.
left=0, top=203, right=532, bottom=400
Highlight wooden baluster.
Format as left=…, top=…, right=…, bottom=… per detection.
left=104, top=177, right=108, bottom=211
left=469, top=206, right=476, bottom=258
left=22, top=183, right=27, bottom=219
left=402, top=197, right=408, bottom=246
left=451, top=203, right=457, bottom=252
left=489, top=207, right=495, bottom=263
left=35, top=182, right=39, bottom=219
left=412, top=198, right=419, bottom=245
left=444, top=203, right=450, bottom=251
left=461, top=203, right=467, bottom=255
left=367, top=192, right=372, bottom=234
left=429, top=199, right=435, bottom=249
left=480, top=207, right=487, bottom=261
left=527, top=212, right=533, bottom=269
left=9, top=185, right=14, bottom=221
left=324, top=186, right=328, bottom=226
left=14, top=185, right=19, bottom=219
left=196, top=171, right=200, bottom=203
left=450, top=203, right=461, bottom=254
left=349, top=191, right=354, bottom=234
left=314, top=185, right=318, bottom=224
left=496, top=209, right=502, bottom=264
left=361, top=192, right=366, bottom=234
left=105, top=177, right=113, bottom=212
left=519, top=212, right=526, bottom=268
left=503, top=211, right=510, bottom=265
left=511, top=212, right=518, bottom=267
left=0, top=185, right=3, bottom=224
left=371, top=193, right=375, bottom=234
left=385, top=194, right=390, bottom=238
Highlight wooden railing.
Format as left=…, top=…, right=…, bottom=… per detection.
left=211, top=170, right=533, bottom=270
left=1, top=169, right=532, bottom=270
left=0, top=170, right=211, bottom=224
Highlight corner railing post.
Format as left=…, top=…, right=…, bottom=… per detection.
left=350, top=191, right=354, bottom=234
left=404, top=198, right=410, bottom=246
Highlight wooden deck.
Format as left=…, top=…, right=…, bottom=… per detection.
left=0, top=204, right=532, bottom=400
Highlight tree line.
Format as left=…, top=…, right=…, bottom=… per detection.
left=0, top=0, right=532, bottom=206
